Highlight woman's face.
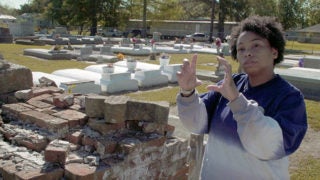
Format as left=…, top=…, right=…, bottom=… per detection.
left=236, top=31, right=278, bottom=76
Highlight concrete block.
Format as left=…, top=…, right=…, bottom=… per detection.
left=134, top=69, right=169, bottom=88
left=100, top=72, right=139, bottom=94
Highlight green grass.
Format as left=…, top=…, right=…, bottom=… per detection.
left=305, top=100, right=320, bottom=131
left=286, top=41, right=320, bottom=54
left=291, top=157, right=320, bottom=180
left=0, top=44, right=90, bottom=73
left=1, top=42, right=320, bottom=178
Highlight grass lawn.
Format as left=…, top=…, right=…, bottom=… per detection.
left=1, top=41, right=320, bottom=179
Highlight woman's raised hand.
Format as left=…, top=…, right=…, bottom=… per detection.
left=207, top=56, right=239, bottom=102
left=176, top=54, right=202, bottom=91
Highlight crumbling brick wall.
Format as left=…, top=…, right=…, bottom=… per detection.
left=0, top=86, right=189, bottom=179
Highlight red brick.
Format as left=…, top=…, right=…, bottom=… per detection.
left=19, top=110, right=68, bottom=132
left=28, top=93, right=53, bottom=102
left=64, top=163, right=110, bottom=180
left=95, top=139, right=118, bottom=154
left=18, top=102, right=36, bottom=109
left=88, top=118, right=126, bottom=135
left=82, top=135, right=96, bottom=147
left=1, top=103, right=32, bottom=120
left=19, top=136, right=48, bottom=152
left=52, top=94, right=74, bottom=109
left=168, top=165, right=189, bottom=180
left=44, top=140, right=70, bottom=165
left=140, top=122, right=175, bottom=136
left=27, top=100, right=53, bottom=109
left=38, top=107, right=58, bottom=115
left=53, top=109, right=88, bottom=127
left=1, top=163, right=17, bottom=180
left=32, top=86, right=63, bottom=97
left=67, top=131, right=84, bottom=145
left=142, top=136, right=166, bottom=148
left=0, top=126, right=16, bottom=140
left=85, top=95, right=107, bottom=118
left=165, top=124, right=175, bottom=136
left=15, top=167, right=64, bottom=180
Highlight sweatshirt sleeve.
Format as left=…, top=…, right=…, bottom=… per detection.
left=176, top=90, right=209, bottom=134
left=228, top=93, right=286, bottom=160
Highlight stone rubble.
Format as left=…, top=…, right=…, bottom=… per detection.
left=0, top=85, right=189, bottom=179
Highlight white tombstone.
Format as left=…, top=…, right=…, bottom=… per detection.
left=162, top=64, right=181, bottom=83
left=100, top=46, right=113, bottom=55
left=134, top=69, right=169, bottom=88
left=78, top=46, right=93, bottom=60
left=221, top=44, right=230, bottom=56
left=100, top=72, right=139, bottom=93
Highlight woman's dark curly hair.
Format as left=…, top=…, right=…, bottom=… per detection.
left=230, top=16, right=286, bottom=65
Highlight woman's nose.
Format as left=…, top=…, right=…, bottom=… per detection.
left=245, top=49, right=252, bottom=57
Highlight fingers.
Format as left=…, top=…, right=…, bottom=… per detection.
left=217, top=56, right=231, bottom=74
left=190, top=54, right=198, bottom=69
left=196, top=79, right=202, bottom=86
left=206, top=84, right=219, bottom=92
left=182, top=58, right=190, bottom=67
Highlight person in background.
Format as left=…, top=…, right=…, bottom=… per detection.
left=176, top=16, right=307, bottom=179
left=215, top=37, right=222, bottom=53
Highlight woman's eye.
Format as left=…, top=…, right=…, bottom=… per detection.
left=237, top=48, right=245, bottom=52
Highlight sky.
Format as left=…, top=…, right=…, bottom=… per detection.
left=0, top=0, right=30, bottom=9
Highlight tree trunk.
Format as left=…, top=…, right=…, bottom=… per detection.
left=209, top=0, right=216, bottom=43
left=90, top=0, right=98, bottom=36
left=218, top=0, right=226, bottom=40
left=142, top=0, right=147, bottom=38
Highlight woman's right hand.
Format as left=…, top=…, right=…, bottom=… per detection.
left=176, top=54, right=202, bottom=91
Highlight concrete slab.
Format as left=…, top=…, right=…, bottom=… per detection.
left=275, top=67, right=320, bottom=100
left=134, top=69, right=169, bottom=88
left=52, top=69, right=101, bottom=85
left=32, top=72, right=101, bottom=94
left=162, top=64, right=181, bottom=83
left=87, top=54, right=118, bottom=63
left=114, top=61, right=160, bottom=71
left=304, top=56, right=320, bottom=69
left=111, top=45, right=151, bottom=56
left=277, top=59, right=299, bottom=68
left=32, top=71, right=77, bottom=87
left=84, top=64, right=128, bottom=74
left=284, top=55, right=320, bottom=69
left=100, top=72, right=139, bottom=94
left=23, top=48, right=72, bottom=60
left=60, top=81, right=101, bottom=94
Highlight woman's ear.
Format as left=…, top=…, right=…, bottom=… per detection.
left=272, top=48, right=278, bottom=59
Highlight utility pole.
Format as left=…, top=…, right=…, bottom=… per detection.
left=209, top=0, right=215, bottom=43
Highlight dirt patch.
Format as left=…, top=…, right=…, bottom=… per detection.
left=289, top=127, right=320, bottom=172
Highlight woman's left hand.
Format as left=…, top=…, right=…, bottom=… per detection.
left=207, top=56, right=240, bottom=102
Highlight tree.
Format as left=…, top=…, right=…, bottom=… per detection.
left=300, top=0, right=320, bottom=27
left=227, top=0, right=250, bottom=22
left=278, top=0, right=301, bottom=30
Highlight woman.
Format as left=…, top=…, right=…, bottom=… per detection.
left=176, top=16, right=307, bottom=179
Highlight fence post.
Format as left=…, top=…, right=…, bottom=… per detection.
left=188, top=133, right=205, bottom=180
